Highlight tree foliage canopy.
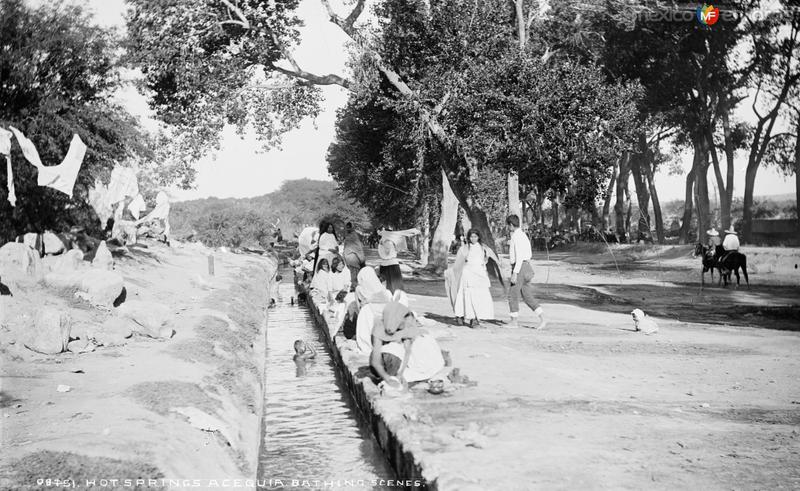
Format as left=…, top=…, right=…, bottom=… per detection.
left=0, top=0, right=151, bottom=241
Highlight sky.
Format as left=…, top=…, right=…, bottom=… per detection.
left=57, top=1, right=799, bottom=203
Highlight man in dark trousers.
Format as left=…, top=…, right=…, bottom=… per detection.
left=506, top=214, right=547, bottom=329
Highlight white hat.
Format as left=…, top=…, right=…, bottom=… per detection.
left=707, top=228, right=719, bottom=237
left=724, top=227, right=737, bottom=235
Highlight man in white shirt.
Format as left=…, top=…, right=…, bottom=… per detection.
left=506, top=215, right=547, bottom=329
left=720, top=226, right=740, bottom=262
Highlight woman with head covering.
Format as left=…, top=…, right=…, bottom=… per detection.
left=327, top=255, right=351, bottom=301
left=445, top=228, right=503, bottom=328
left=370, top=301, right=447, bottom=389
left=377, top=227, right=420, bottom=294
left=310, top=258, right=331, bottom=307
left=354, top=267, right=393, bottom=355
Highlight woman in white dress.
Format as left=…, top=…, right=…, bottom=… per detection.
left=315, top=221, right=340, bottom=270
left=309, top=258, right=331, bottom=307
left=445, top=228, right=502, bottom=328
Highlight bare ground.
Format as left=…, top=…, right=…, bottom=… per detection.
left=369, top=244, right=800, bottom=490
left=0, top=242, right=274, bottom=489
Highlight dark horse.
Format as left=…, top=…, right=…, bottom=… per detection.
left=694, top=243, right=750, bottom=288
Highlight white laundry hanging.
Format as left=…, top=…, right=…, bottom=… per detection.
left=127, top=193, right=146, bottom=220
left=0, top=128, right=15, bottom=207
left=9, top=127, right=86, bottom=198
left=35, top=134, right=86, bottom=197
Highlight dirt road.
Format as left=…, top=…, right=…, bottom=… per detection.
left=387, top=244, right=800, bottom=489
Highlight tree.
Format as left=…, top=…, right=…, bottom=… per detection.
left=127, top=0, right=637, bottom=259
left=742, top=4, right=800, bottom=241
left=0, top=0, right=152, bottom=242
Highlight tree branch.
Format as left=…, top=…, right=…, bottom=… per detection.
left=270, top=63, right=350, bottom=88
left=219, top=0, right=250, bottom=29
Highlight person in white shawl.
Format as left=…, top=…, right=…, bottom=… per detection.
left=444, top=228, right=503, bottom=328
left=327, top=256, right=352, bottom=300
left=354, top=267, right=393, bottom=355
left=315, top=221, right=340, bottom=269
left=309, top=259, right=332, bottom=308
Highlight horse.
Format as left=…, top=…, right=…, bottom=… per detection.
left=693, top=243, right=721, bottom=288
left=717, top=249, right=750, bottom=288
left=693, top=243, right=750, bottom=288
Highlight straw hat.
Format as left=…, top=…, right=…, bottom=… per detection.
left=706, top=228, right=719, bottom=237
left=724, top=227, right=737, bottom=235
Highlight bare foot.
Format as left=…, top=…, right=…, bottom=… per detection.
left=534, top=319, right=547, bottom=330
left=506, top=319, right=520, bottom=329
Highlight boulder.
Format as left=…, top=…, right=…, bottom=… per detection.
left=78, top=269, right=124, bottom=307
left=0, top=242, right=42, bottom=278
left=44, top=271, right=83, bottom=290
left=53, top=249, right=84, bottom=272
left=67, top=338, right=95, bottom=354
left=91, top=317, right=134, bottom=347
left=118, top=300, right=173, bottom=338
left=23, top=309, right=72, bottom=354
left=43, top=269, right=124, bottom=307
left=42, top=232, right=66, bottom=255
left=92, top=240, right=113, bottom=270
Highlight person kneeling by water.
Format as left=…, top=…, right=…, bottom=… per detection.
left=370, top=301, right=450, bottom=391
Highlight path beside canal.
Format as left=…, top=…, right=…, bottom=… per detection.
left=347, top=244, right=800, bottom=489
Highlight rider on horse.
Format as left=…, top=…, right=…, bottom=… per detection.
left=720, top=226, right=740, bottom=263
left=706, top=228, right=723, bottom=258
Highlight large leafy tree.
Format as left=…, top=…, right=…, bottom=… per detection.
left=127, top=0, right=639, bottom=259
left=0, top=0, right=152, bottom=241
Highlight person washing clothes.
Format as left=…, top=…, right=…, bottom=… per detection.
left=370, top=301, right=450, bottom=390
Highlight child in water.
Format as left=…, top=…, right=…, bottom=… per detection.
left=293, top=339, right=317, bottom=377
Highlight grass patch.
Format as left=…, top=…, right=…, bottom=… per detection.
left=125, top=381, right=221, bottom=416
left=168, top=338, right=218, bottom=365
left=1, top=450, right=162, bottom=490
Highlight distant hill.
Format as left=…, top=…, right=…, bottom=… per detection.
left=171, top=179, right=371, bottom=248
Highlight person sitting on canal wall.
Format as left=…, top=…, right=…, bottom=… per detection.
left=327, top=255, right=351, bottom=303
left=309, top=258, right=332, bottom=308
left=370, top=301, right=449, bottom=390
left=354, top=267, right=393, bottom=355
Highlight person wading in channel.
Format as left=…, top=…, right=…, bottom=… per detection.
left=506, top=214, right=547, bottom=329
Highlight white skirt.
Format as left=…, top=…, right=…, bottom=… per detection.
left=453, top=264, right=494, bottom=320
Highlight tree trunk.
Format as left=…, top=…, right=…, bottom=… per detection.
left=693, top=135, right=712, bottom=245
left=721, top=113, right=736, bottom=230
left=614, top=153, right=631, bottom=240
left=795, top=115, right=800, bottom=223
left=551, top=195, right=560, bottom=231
left=444, top=171, right=498, bottom=255
left=643, top=155, right=665, bottom=244
left=630, top=144, right=651, bottom=241
left=705, top=124, right=728, bottom=231
left=508, top=170, right=521, bottom=223
left=417, top=199, right=430, bottom=265
left=624, top=185, right=632, bottom=241
left=602, top=159, right=618, bottom=230
left=742, top=159, right=759, bottom=243
left=678, top=167, right=695, bottom=244
left=429, top=168, right=459, bottom=272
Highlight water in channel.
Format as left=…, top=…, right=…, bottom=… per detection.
left=258, top=272, right=394, bottom=489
